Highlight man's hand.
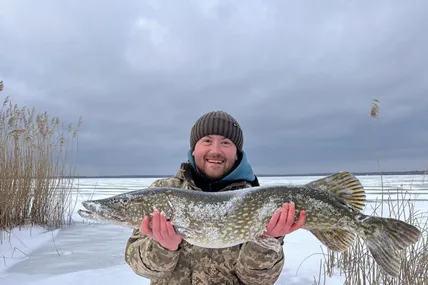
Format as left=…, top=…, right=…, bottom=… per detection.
left=140, top=209, right=182, bottom=251
left=264, top=202, right=306, bottom=238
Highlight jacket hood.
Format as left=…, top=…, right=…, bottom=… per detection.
left=187, top=149, right=256, bottom=183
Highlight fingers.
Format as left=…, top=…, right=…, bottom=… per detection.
left=290, top=210, right=306, bottom=232
left=142, top=209, right=178, bottom=239
left=266, top=208, right=281, bottom=232
left=140, top=215, right=152, bottom=237
left=151, top=209, right=161, bottom=240
left=277, top=203, right=292, bottom=231
left=166, top=220, right=178, bottom=238
left=143, top=209, right=182, bottom=251
left=264, top=202, right=306, bottom=237
left=286, top=202, right=295, bottom=226
left=159, top=211, right=169, bottom=238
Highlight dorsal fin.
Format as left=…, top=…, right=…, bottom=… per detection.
left=306, top=172, right=366, bottom=211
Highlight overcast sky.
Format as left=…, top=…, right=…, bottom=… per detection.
left=1, top=1, right=427, bottom=176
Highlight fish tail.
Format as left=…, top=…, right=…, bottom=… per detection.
left=360, top=215, right=421, bottom=277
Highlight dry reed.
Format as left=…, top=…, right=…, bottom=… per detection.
left=0, top=82, right=82, bottom=242
left=370, top=99, right=380, bottom=120
left=311, top=99, right=428, bottom=284
left=318, top=189, right=428, bottom=285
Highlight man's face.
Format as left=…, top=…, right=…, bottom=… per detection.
left=192, top=135, right=238, bottom=180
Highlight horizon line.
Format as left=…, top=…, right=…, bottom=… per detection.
left=67, top=169, right=427, bottom=179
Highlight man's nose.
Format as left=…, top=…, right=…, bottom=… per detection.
left=209, top=141, right=222, bottom=153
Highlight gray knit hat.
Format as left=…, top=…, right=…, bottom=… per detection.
left=190, top=110, right=243, bottom=151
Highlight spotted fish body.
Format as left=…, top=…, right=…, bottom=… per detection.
left=78, top=172, right=421, bottom=277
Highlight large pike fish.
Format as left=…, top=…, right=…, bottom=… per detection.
left=78, top=172, right=421, bottom=277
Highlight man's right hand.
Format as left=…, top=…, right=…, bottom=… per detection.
left=140, top=209, right=182, bottom=251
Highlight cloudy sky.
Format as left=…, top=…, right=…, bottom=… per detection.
left=1, top=1, right=427, bottom=176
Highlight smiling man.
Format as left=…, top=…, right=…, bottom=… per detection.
left=125, top=110, right=306, bottom=285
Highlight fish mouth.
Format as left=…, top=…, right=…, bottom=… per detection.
left=78, top=209, right=92, bottom=215
left=78, top=200, right=126, bottom=223
left=78, top=201, right=104, bottom=220
left=77, top=209, right=98, bottom=219
left=81, top=200, right=97, bottom=211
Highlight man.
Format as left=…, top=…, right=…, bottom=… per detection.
left=125, top=110, right=306, bottom=284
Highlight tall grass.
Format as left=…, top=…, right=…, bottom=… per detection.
left=370, top=98, right=385, bottom=214
left=312, top=99, right=428, bottom=284
left=0, top=82, right=82, bottom=242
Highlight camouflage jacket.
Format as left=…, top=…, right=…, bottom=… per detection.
left=125, top=162, right=285, bottom=285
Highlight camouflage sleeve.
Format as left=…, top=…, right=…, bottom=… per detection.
left=124, top=228, right=181, bottom=279
left=235, top=236, right=285, bottom=285
left=124, top=178, right=182, bottom=279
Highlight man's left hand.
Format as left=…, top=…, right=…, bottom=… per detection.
left=263, top=202, right=306, bottom=238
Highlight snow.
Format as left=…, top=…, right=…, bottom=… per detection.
left=1, top=174, right=427, bottom=285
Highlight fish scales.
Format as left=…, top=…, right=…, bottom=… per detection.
left=162, top=185, right=357, bottom=242
left=163, top=187, right=280, bottom=247
left=78, top=172, right=422, bottom=277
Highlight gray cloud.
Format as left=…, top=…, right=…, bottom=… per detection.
left=1, top=0, right=427, bottom=176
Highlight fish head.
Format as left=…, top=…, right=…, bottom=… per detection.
left=78, top=194, right=137, bottom=227
left=78, top=188, right=172, bottom=228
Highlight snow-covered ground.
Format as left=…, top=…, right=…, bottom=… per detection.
left=1, top=174, right=427, bottom=285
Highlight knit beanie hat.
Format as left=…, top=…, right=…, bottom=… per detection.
left=190, top=110, right=243, bottom=151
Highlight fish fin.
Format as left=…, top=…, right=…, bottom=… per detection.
left=251, top=234, right=283, bottom=252
left=361, top=216, right=421, bottom=277
left=310, top=229, right=355, bottom=252
left=306, top=171, right=366, bottom=212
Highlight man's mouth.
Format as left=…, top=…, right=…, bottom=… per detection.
left=206, top=159, right=224, bottom=164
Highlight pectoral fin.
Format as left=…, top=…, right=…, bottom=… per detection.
left=310, top=229, right=355, bottom=252
left=251, top=234, right=283, bottom=252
